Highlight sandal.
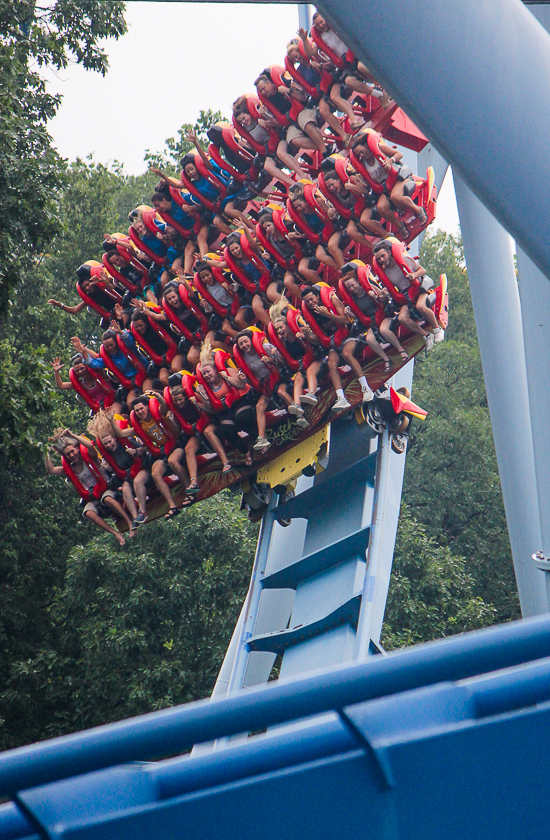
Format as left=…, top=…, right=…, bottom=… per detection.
left=164, top=507, right=181, bottom=520
left=186, top=479, right=200, bottom=496
left=245, top=451, right=254, bottom=467
left=222, top=462, right=233, bottom=473
left=383, top=359, right=393, bottom=373
left=399, top=350, right=410, bottom=362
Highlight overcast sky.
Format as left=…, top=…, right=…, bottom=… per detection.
left=42, top=1, right=459, bottom=233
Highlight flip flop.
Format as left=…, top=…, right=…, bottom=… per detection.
left=222, top=463, right=233, bottom=473
left=186, top=480, right=200, bottom=496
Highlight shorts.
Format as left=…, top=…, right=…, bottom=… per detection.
left=296, top=107, right=318, bottom=131
left=82, top=489, right=116, bottom=518
left=286, top=124, right=308, bottom=146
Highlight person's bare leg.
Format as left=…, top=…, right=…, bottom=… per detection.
left=170, top=353, right=186, bottom=372
left=213, top=215, right=232, bottom=236
left=377, top=195, right=407, bottom=236
left=84, top=510, right=125, bottom=546
left=266, top=281, right=282, bottom=303
left=151, top=460, right=180, bottom=509
left=398, top=307, right=428, bottom=337
left=203, top=424, right=231, bottom=467
left=103, top=495, right=135, bottom=535
left=163, top=450, right=190, bottom=487
left=306, top=360, right=323, bottom=394
left=264, top=156, right=295, bottom=188
left=365, top=330, right=390, bottom=362
left=186, top=346, right=200, bottom=369
left=341, top=343, right=366, bottom=379
left=183, top=240, right=196, bottom=274
left=319, top=98, right=348, bottom=142
left=225, top=203, right=255, bottom=231
left=276, top=382, right=294, bottom=407
left=293, top=371, right=305, bottom=404
left=329, top=83, right=358, bottom=125
left=298, top=258, right=322, bottom=285
left=183, top=439, right=199, bottom=483
left=327, top=232, right=346, bottom=269
left=328, top=349, right=343, bottom=392
left=379, top=319, right=408, bottom=356
left=358, top=209, right=388, bottom=239
left=277, top=141, right=307, bottom=180
left=303, top=121, right=326, bottom=153
left=284, top=272, right=303, bottom=300
left=415, top=293, right=439, bottom=330
left=252, top=295, right=271, bottom=328
left=197, top=225, right=209, bottom=257
left=316, top=244, right=338, bottom=270
left=122, top=481, right=139, bottom=521
left=133, top=470, right=149, bottom=514
left=390, top=182, right=423, bottom=218
left=256, top=395, right=269, bottom=438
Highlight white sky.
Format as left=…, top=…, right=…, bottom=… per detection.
left=42, top=1, right=460, bottom=234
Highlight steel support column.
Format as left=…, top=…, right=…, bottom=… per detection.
left=454, top=178, right=545, bottom=616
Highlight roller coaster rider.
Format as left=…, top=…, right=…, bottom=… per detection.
left=372, top=240, right=444, bottom=351
left=301, top=285, right=374, bottom=410
left=45, top=428, right=134, bottom=546
left=340, top=262, right=410, bottom=365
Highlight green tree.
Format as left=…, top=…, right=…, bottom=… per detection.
left=382, top=505, right=496, bottom=650
left=0, top=493, right=258, bottom=748
left=145, top=109, right=226, bottom=171
left=0, top=0, right=126, bottom=305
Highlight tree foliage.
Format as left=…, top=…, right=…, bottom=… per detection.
left=0, top=0, right=126, bottom=305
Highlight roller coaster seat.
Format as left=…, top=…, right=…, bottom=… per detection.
left=196, top=349, right=250, bottom=411
left=267, top=309, right=315, bottom=371
left=224, top=231, right=272, bottom=294
left=208, top=122, right=254, bottom=182
left=61, top=443, right=109, bottom=503
left=338, top=262, right=385, bottom=329
left=68, top=366, right=116, bottom=413
left=162, top=283, right=208, bottom=345
left=130, top=396, right=178, bottom=457
left=318, top=156, right=364, bottom=220
left=130, top=306, right=178, bottom=366
left=100, top=333, right=147, bottom=391
left=233, top=327, right=280, bottom=396
left=300, top=283, right=349, bottom=349
left=372, top=238, right=424, bottom=306
left=193, top=262, right=240, bottom=319
left=95, top=417, right=143, bottom=481
left=164, top=376, right=210, bottom=437
left=256, top=66, right=294, bottom=128
left=128, top=207, right=168, bottom=266
left=310, top=21, right=347, bottom=71
left=179, top=151, right=229, bottom=213
left=286, top=182, right=332, bottom=244
left=76, top=268, right=122, bottom=322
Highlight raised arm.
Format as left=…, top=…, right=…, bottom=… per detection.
left=149, top=166, right=184, bottom=190
left=50, top=358, right=72, bottom=391
left=44, top=451, right=65, bottom=477
left=184, top=131, right=212, bottom=171
left=48, top=298, right=87, bottom=315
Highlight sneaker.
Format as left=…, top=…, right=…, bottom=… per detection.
left=300, top=392, right=318, bottom=406
left=332, top=396, right=351, bottom=411
left=362, top=386, right=375, bottom=403
left=424, top=333, right=435, bottom=351
left=288, top=402, right=304, bottom=416
left=253, top=436, right=271, bottom=451
left=132, top=511, right=148, bottom=528
left=434, top=326, right=445, bottom=344
left=296, top=417, right=309, bottom=429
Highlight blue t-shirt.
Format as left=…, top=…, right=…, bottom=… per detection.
left=169, top=199, right=195, bottom=230
left=303, top=211, right=325, bottom=235
left=182, top=161, right=231, bottom=205
left=87, top=332, right=149, bottom=379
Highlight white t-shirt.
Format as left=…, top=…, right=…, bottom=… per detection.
left=322, top=28, right=348, bottom=58
left=384, top=255, right=418, bottom=292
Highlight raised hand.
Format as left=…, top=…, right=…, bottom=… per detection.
left=51, top=357, right=64, bottom=372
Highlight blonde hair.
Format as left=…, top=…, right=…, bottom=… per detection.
left=87, top=409, right=115, bottom=440
left=199, top=337, right=215, bottom=367
left=49, top=428, right=74, bottom=453
left=269, top=296, right=293, bottom=324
